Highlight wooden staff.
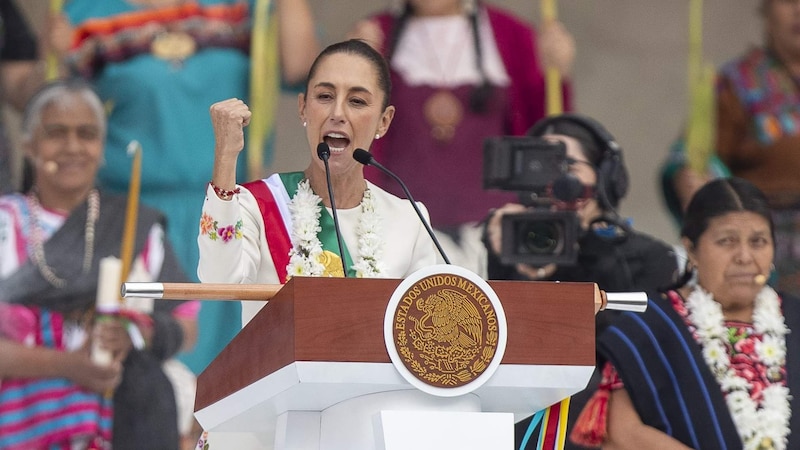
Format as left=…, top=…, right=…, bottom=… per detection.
left=541, top=0, right=563, bottom=116
left=121, top=281, right=647, bottom=313
left=122, top=282, right=283, bottom=301
left=119, top=141, right=142, bottom=301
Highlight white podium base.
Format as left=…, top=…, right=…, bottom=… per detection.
left=197, top=361, right=593, bottom=449
left=203, top=390, right=513, bottom=450
left=377, top=410, right=513, bottom=450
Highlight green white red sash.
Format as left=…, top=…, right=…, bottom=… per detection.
left=242, top=172, right=355, bottom=282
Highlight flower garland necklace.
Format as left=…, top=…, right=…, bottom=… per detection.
left=26, top=189, right=100, bottom=288
left=684, top=284, right=791, bottom=450
left=286, top=179, right=385, bottom=278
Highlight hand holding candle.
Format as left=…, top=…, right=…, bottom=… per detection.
left=96, top=257, right=123, bottom=313
left=92, top=256, right=122, bottom=366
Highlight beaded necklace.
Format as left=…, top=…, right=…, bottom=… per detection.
left=26, top=190, right=99, bottom=288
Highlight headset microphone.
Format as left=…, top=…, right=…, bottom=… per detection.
left=42, top=160, right=58, bottom=174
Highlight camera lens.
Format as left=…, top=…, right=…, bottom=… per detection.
left=500, top=211, right=579, bottom=266
left=517, top=221, right=564, bottom=255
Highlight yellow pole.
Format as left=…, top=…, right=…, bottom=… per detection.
left=542, top=3, right=568, bottom=432
left=119, top=141, right=142, bottom=303
left=540, top=0, right=571, bottom=427
left=247, top=0, right=278, bottom=180
left=541, top=0, right=563, bottom=116
left=685, top=0, right=715, bottom=174
left=45, top=0, right=64, bottom=81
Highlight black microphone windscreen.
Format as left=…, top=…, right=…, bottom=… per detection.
left=352, top=148, right=373, bottom=165
left=552, top=175, right=585, bottom=202
left=317, top=142, right=330, bottom=160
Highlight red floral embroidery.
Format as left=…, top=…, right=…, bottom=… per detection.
left=669, top=290, right=787, bottom=402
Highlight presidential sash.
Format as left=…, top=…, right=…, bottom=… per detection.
left=243, top=172, right=356, bottom=282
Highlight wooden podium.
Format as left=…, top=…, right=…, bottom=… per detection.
left=193, top=276, right=597, bottom=449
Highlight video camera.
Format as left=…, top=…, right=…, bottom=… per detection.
left=483, top=136, right=582, bottom=266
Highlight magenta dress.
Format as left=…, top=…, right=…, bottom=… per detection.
left=369, top=5, right=572, bottom=229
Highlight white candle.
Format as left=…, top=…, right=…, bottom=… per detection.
left=96, top=256, right=122, bottom=313
left=93, top=257, right=123, bottom=366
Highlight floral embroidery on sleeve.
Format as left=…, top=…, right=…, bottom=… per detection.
left=200, top=213, right=242, bottom=242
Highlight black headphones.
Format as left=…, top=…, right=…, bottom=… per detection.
left=527, top=113, right=629, bottom=212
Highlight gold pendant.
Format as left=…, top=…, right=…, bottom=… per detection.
left=151, top=30, right=196, bottom=61
left=318, top=250, right=345, bottom=277
left=423, top=89, right=464, bottom=142
left=757, top=437, right=774, bottom=450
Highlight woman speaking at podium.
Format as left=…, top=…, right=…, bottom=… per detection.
left=197, top=39, right=439, bottom=324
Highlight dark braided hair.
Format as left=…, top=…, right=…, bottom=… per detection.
left=668, top=177, right=775, bottom=290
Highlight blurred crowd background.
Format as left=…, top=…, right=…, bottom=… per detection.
left=8, top=0, right=761, bottom=247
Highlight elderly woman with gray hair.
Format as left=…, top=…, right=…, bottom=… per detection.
left=0, top=79, right=195, bottom=450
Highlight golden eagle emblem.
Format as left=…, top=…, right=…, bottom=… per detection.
left=391, top=274, right=500, bottom=389
left=411, top=288, right=483, bottom=373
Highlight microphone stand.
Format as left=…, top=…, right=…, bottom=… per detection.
left=353, top=149, right=451, bottom=264
left=317, top=143, right=348, bottom=276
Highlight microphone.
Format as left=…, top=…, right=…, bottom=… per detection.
left=39, top=159, right=58, bottom=174
left=317, top=142, right=348, bottom=277
left=353, top=148, right=451, bottom=264
left=551, top=173, right=585, bottom=202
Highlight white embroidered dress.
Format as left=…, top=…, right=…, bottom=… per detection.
left=197, top=176, right=440, bottom=324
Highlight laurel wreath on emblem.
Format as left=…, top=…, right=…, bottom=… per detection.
left=397, top=329, right=498, bottom=386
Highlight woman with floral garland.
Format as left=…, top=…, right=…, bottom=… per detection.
left=570, top=177, right=800, bottom=449
left=197, top=39, right=439, bottom=325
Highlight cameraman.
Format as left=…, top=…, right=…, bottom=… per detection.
left=485, top=113, right=677, bottom=301
left=483, top=113, right=678, bottom=449
left=485, top=114, right=679, bottom=448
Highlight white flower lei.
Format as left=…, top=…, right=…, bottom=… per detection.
left=684, top=284, right=791, bottom=450
left=286, top=179, right=385, bottom=278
